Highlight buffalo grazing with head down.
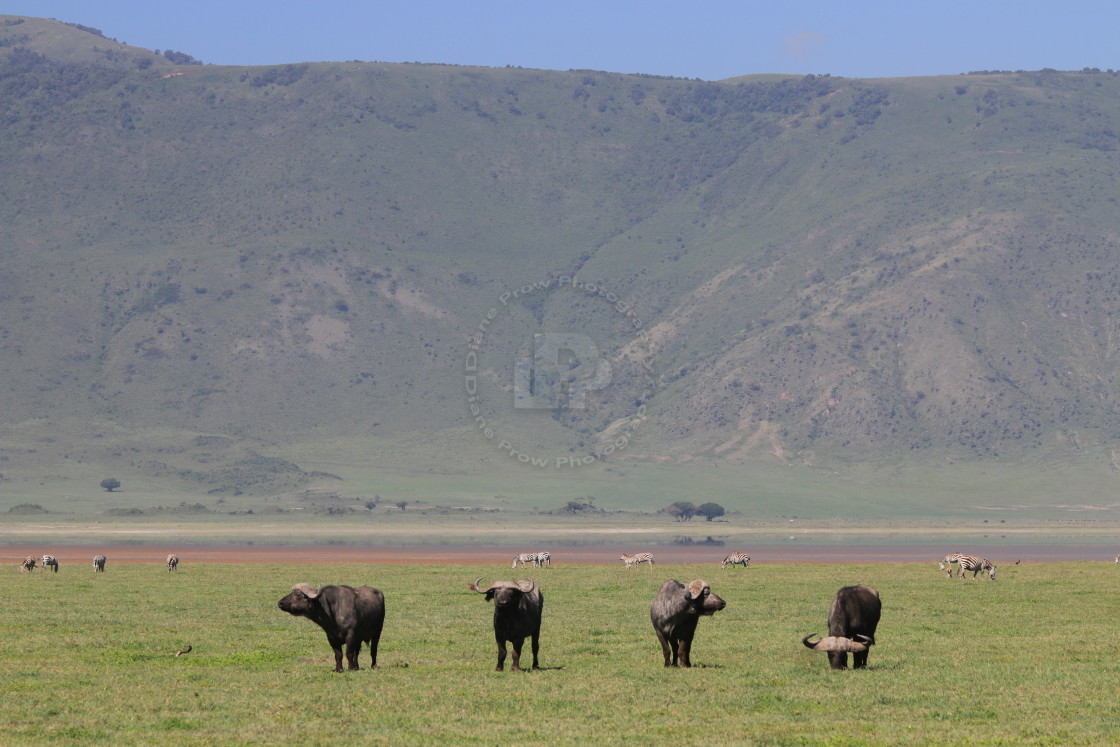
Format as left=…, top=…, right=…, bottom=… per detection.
left=803, top=584, right=881, bottom=670
left=469, top=578, right=543, bottom=671
left=278, top=583, right=385, bottom=672
left=650, top=579, right=726, bottom=667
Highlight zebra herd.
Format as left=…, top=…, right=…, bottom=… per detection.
left=512, top=552, right=551, bottom=569
left=17, top=549, right=747, bottom=574
left=19, top=549, right=1120, bottom=577
left=18, top=555, right=60, bottom=573
left=15, top=553, right=180, bottom=573
left=514, top=551, right=752, bottom=571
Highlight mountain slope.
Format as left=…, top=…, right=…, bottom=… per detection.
left=4, top=17, right=1120, bottom=506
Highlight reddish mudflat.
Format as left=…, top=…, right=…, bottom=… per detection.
left=2, top=543, right=1116, bottom=565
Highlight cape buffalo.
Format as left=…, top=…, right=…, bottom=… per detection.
left=278, top=583, right=385, bottom=672
left=469, top=578, right=543, bottom=671
left=650, top=579, right=726, bottom=667
left=803, top=584, right=881, bottom=670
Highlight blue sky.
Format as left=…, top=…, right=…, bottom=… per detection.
left=6, top=1, right=1119, bottom=80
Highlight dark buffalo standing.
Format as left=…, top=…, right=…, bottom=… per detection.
left=803, top=584, right=881, bottom=670
left=278, top=583, right=385, bottom=672
left=469, top=578, right=543, bottom=671
left=650, top=579, right=726, bottom=667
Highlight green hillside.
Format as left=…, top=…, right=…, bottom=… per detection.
left=3, top=16, right=1120, bottom=518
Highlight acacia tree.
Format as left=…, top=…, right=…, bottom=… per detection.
left=100, top=478, right=121, bottom=492
left=666, top=501, right=698, bottom=522
left=697, top=502, right=726, bottom=521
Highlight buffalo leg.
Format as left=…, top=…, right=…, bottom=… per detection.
left=853, top=650, right=869, bottom=669
left=368, top=628, right=382, bottom=669
left=495, top=638, right=507, bottom=671
left=328, top=637, right=345, bottom=673
left=656, top=631, right=673, bottom=666
left=345, top=634, right=362, bottom=670
left=510, top=636, right=524, bottom=671
left=677, top=638, right=693, bottom=668
left=530, top=631, right=540, bottom=670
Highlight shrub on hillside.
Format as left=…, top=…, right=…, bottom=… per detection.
left=8, top=503, right=47, bottom=514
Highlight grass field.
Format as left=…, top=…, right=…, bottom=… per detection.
left=2, top=559, right=1118, bottom=744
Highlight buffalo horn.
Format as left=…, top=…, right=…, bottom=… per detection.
left=292, top=583, right=320, bottom=599
left=686, top=579, right=709, bottom=600
left=801, top=634, right=870, bottom=653
left=469, top=577, right=489, bottom=593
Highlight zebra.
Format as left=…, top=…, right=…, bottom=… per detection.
left=721, top=552, right=751, bottom=569
left=92, top=554, right=106, bottom=572
left=938, top=553, right=966, bottom=578
left=956, top=554, right=996, bottom=580
left=167, top=554, right=179, bottom=572
left=19, top=556, right=35, bottom=573
left=41, top=555, right=59, bottom=573
left=512, top=553, right=538, bottom=569
left=621, top=552, right=654, bottom=570
left=535, top=551, right=551, bottom=567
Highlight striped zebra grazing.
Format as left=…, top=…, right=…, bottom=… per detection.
left=621, top=552, right=654, bottom=570
left=938, top=553, right=966, bottom=578
left=721, top=552, right=750, bottom=569
left=535, top=551, right=551, bottom=567
left=957, top=554, right=996, bottom=580
left=19, top=556, right=35, bottom=573
left=167, top=554, right=179, bottom=572
left=92, top=554, right=106, bottom=572
left=41, top=555, right=59, bottom=573
left=512, top=553, right=538, bottom=569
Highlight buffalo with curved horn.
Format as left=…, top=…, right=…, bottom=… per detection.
left=803, top=585, right=881, bottom=670
left=651, top=579, right=726, bottom=667
left=278, top=583, right=385, bottom=672
left=469, top=577, right=543, bottom=671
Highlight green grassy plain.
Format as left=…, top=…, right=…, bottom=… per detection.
left=2, top=560, right=1117, bottom=744
left=9, top=421, right=1120, bottom=524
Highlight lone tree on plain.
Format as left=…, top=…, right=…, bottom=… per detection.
left=100, top=478, right=121, bottom=492
left=697, top=502, right=726, bottom=521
